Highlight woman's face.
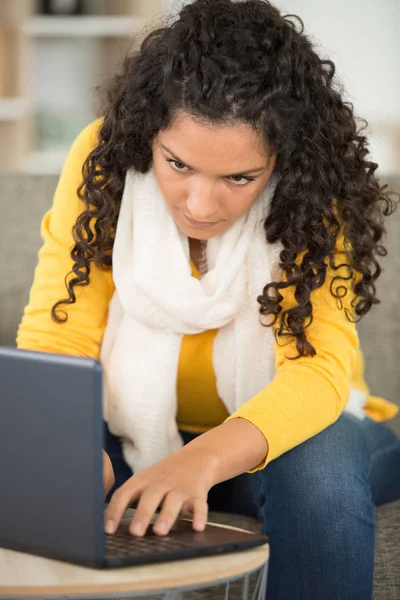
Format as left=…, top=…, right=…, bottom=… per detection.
left=152, top=112, right=277, bottom=240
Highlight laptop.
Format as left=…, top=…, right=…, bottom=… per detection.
left=0, top=346, right=268, bottom=569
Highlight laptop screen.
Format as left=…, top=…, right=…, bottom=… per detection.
left=0, top=347, right=104, bottom=567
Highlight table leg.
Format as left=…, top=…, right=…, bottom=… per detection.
left=257, top=562, right=268, bottom=600
left=242, top=573, right=250, bottom=599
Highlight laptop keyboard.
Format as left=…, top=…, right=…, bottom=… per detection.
left=105, top=525, right=199, bottom=558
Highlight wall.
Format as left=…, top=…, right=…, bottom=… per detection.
left=272, top=0, right=400, bottom=175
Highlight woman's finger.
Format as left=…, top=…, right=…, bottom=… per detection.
left=183, top=497, right=208, bottom=532
left=102, top=450, right=115, bottom=499
left=104, top=481, right=143, bottom=534
left=129, top=486, right=168, bottom=537
left=152, top=489, right=187, bottom=536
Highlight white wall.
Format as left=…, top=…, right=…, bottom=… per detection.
left=273, top=0, right=400, bottom=121
left=272, top=0, right=400, bottom=174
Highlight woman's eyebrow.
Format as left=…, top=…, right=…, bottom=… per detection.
left=160, top=144, right=266, bottom=176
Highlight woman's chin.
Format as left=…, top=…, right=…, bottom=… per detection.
left=179, top=227, right=219, bottom=241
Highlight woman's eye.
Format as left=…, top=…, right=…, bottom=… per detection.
left=167, top=158, right=254, bottom=185
left=229, top=175, right=254, bottom=186
left=167, top=159, right=189, bottom=172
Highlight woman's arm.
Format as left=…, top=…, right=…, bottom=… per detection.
left=179, top=245, right=360, bottom=476
left=16, top=119, right=114, bottom=358
left=178, top=416, right=269, bottom=481
left=224, top=251, right=359, bottom=470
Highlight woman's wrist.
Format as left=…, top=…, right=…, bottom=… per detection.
left=179, top=417, right=269, bottom=487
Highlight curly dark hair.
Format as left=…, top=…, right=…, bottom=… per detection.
left=52, top=0, right=398, bottom=358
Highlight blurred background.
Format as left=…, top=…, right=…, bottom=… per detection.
left=0, top=0, right=399, bottom=430
left=0, top=0, right=399, bottom=174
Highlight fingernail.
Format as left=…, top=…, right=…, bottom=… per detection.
left=130, top=522, right=143, bottom=536
left=155, top=521, right=167, bottom=534
left=194, top=520, right=206, bottom=531
left=105, top=520, right=115, bottom=534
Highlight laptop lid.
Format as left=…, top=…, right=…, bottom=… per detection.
left=0, top=347, right=104, bottom=567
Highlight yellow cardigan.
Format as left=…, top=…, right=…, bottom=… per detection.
left=17, top=120, right=398, bottom=469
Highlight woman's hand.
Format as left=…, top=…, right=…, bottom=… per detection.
left=103, top=446, right=218, bottom=537
left=103, top=450, right=115, bottom=499
left=104, top=419, right=268, bottom=537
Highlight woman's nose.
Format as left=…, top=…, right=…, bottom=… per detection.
left=186, top=182, right=219, bottom=222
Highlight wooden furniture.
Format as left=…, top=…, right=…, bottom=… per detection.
left=0, top=0, right=163, bottom=173
left=0, top=517, right=269, bottom=599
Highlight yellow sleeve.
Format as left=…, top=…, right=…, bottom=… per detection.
left=16, top=119, right=114, bottom=359
left=227, top=255, right=359, bottom=469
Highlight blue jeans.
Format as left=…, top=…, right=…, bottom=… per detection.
left=104, top=413, right=400, bottom=600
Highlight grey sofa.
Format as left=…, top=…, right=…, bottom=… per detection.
left=1, top=174, right=399, bottom=599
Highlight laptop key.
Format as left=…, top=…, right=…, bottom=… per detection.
left=105, top=529, right=200, bottom=558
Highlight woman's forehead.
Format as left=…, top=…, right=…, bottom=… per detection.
left=156, top=112, right=271, bottom=173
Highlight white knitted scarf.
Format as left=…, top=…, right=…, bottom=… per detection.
left=100, top=167, right=282, bottom=472
left=100, top=167, right=367, bottom=473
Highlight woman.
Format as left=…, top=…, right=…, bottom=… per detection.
left=17, top=0, right=400, bottom=598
